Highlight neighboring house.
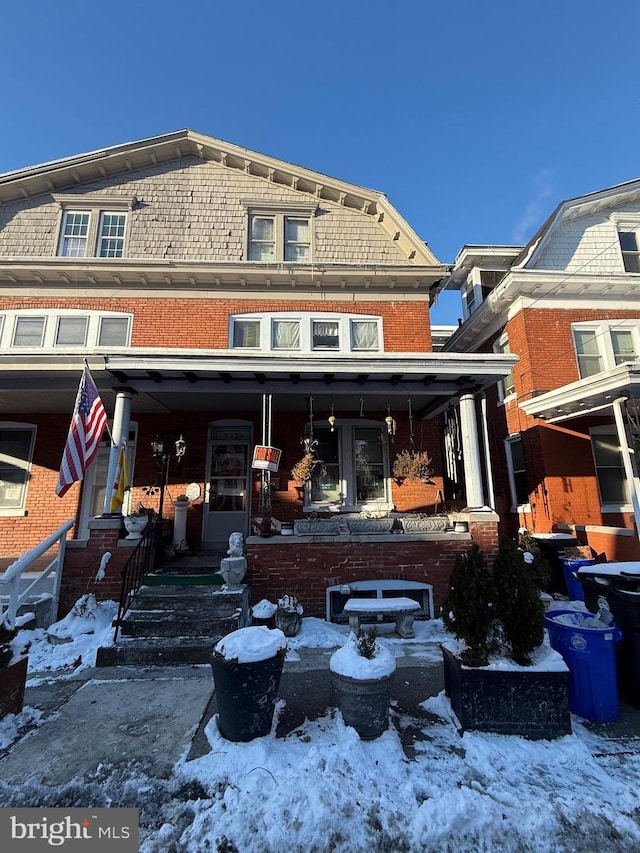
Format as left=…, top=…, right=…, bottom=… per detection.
left=0, top=130, right=514, bottom=614
left=441, top=180, right=640, bottom=562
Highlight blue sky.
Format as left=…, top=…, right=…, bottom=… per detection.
left=2, top=1, right=639, bottom=324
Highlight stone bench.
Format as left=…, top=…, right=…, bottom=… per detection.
left=342, top=597, right=422, bottom=639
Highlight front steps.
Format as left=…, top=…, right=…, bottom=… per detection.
left=96, top=581, right=250, bottom=666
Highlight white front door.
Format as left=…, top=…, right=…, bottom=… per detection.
left=202, top=422, right=252, bottom=550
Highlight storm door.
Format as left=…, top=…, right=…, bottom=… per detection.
left=203, top=423, right=252, bottom=549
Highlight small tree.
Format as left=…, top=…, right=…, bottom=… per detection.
left=493, top=538, right=544, bottom=666
left=517, top=529, right=551, bottom=592
left=441, top=544, right=495, bottom=667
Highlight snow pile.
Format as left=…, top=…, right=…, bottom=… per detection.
left=329, top=634, right=396, bottom=679
left=214, top=626, right=287, bottom=663
left=14, top=595, right=117, bottom=676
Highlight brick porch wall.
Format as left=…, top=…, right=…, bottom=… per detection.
left=61, top=520, right=136, bottom=616
left=246, top=516, right=499, bottom=618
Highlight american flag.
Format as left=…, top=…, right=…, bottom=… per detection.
left=56, top=367, right=108, bottom=498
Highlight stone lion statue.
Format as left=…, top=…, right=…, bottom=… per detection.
left=227, top=531, right=244, bottom=557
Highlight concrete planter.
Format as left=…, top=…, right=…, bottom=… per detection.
left=330, top=670, right=396, bottom=739
left=442, top=645, right=571, bottom=739
left=293, top=519, right=342, bottom=536
left=347, top=518, right=395, bottom=534
left=400, top=516, right=449, bottom=534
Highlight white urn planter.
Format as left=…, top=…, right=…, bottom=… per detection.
left=123, top=514, right=149, bottom=540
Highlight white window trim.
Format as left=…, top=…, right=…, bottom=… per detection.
left=504, top=434, right=530, bottom=513
left=572, top=320, right=640, bottom=378
left=589, top=424, right=633, bottom=513
left=0, top=310, right=132, bottom=349
left=0, top=422, right=37, bottom=517
left=493, top=332, right=516, bottom=403
left=302, top=419, right=393, bottom=513
left=53, top=193, right=135, bottom=258
left=242, top=200, right=317, bottom=263
left=230, top=312, right=383, bottom=354
left=611, top=215, right=640, bottom=274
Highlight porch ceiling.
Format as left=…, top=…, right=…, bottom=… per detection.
left=519, top=362, right=640, bottom=423
left=0, top=350, right=517, bottom=417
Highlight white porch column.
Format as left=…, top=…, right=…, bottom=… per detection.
left=459, top=392, right=486, bottom=509
left=102, top=389, right=134, bottom=515
left=613, top=398, right=640, bottom=543
left=479, top=393, right=496, bottom=510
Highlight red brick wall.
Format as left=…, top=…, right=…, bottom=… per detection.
left=61, top=527, right=131, bottom=615
left=246, top=521, right=499, bottom=617
left=0, top=296, right=432, bottom=353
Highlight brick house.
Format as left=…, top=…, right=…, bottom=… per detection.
left=441, top=179, right=640, bottom=564
left=0, top=130, right=514, bottom=616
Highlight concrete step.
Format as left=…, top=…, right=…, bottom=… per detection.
left=96, top=636, right=219, bottom=666
left=131, top=584, right=237, bottom=610
left=118, top=610, right=240, bottom=638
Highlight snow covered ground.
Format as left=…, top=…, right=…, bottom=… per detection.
left=1, top=597, right=640, bottom=852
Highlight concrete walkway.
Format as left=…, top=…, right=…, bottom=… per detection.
left=2, top=645, right=640, bottom=790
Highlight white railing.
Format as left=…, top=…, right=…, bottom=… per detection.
left=0, top=519, right=75, bottom=630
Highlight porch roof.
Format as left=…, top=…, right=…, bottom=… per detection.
left=519, top=362, right=640, bottom=424
left=0, top=350, right=517, bottom=417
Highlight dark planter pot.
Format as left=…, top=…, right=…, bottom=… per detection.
left=442, top=646, right=571, bottom=739
left=210, top=648, right=286, bottom=742
left=0, top=657, right=28, bottom=719
left=331, top=670, right=395, bottom=740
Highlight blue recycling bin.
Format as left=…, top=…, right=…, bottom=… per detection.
left=560, top=557, right=595, bottom=601
left=545, top=609, right=621, bottom=722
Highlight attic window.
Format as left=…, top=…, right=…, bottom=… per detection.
left=243, top=200, right=317, bottom=263
left=618, top=231, right=640, bottom=273
left=53, top=194, right=135, bottom=259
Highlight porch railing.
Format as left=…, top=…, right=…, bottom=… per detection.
left=0, top=519, right=74, bottom=631
left=113, top=519, right=161, bottom=642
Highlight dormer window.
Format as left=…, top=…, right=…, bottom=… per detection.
left=618, top=230, right=640, bottom=272
left=54, top=194, right=135, bottom=258
left=243, top=200, right=316, bottom=263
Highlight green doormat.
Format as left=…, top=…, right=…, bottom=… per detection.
left=144, top=573, right=224, bottom=587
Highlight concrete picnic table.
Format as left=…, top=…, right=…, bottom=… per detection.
left=342, top=596, right=421, bottom=639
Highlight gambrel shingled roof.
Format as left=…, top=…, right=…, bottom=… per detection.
left=0, top=129, right=440, bottom=266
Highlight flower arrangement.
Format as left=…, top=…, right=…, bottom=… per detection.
left=392, top=449, right=433, bottom=483
left=291, top=452, right=327, bottom=485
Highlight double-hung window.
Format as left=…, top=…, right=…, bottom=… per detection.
left=243, top=201, right=316, bottom=263
left=618, top=230, right=640, bottom=273
left=505, top=435, right=529, bottom=510
left=590, top=426, right=629, bottom=509
left=54, top=194, right=134, bottom=258
left=573, top=322, right=640, bottom=379
left=305, top=422, right=391, bottom=511
left=0, top=423, right=36, bottom=515
left=230, top=313, right=382, bottom=353
left=494, top=334, right=515, bottom=400
left=0, top=310, right=132, bottom=349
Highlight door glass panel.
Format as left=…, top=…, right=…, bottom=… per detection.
left=209, top=444, right=248, bottom=512
left=355, top=427, right=386, bottom=502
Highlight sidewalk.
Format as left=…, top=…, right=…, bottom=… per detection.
left=2, top=643, right=640, bottom=791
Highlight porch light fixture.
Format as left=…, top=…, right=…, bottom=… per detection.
left=328, top=403, right=336, bottom=432
left=150, top=431, right=187, bottom=536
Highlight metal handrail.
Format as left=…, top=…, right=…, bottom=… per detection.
left=0, top=519, right=75, bottom=630
left=113, top=519, right=161, bottom=642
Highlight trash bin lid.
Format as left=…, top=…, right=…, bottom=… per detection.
left=576, top=561, right=640, bottom=579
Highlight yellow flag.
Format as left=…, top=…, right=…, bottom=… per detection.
left=110, top=445, right=130, bottom=513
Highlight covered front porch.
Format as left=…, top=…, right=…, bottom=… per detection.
left=1, top=348, right=515, bottom=616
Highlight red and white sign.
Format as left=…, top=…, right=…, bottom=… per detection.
left=252, top=445, right=282, bottom=472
